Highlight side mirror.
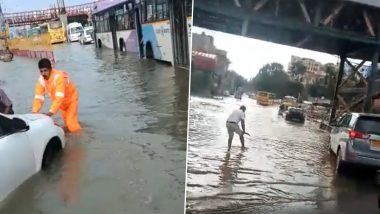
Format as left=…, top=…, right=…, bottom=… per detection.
left=12, top=117, right=29, bottom=132
left=330, top=120, right=337, bottom=126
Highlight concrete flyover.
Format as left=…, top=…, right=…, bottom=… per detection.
left=193, top=0, right=380, bottom=122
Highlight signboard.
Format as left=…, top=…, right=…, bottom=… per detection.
left=192, top=50, right=217, bottom=71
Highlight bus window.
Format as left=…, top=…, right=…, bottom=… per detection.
left=186, top=0, right=192, bottom=16
left=141, top=0, right=147, bottom=23
left=40, top=25, right=48, bottom=34
left=146, top=0, right=155, bottom=22
left=116, top=9, right=126, bottom=31
left=156, top=0, right=168, bottom=20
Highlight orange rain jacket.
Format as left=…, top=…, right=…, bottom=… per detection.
left=32, top=69, right=81, bottom=132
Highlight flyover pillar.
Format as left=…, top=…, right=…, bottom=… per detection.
left=365, top=37, right=380, bottom=112
left=330, top=55, right=346, bottom=123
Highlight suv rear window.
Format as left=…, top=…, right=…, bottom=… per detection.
left=355, top=116, right=380, bottom=134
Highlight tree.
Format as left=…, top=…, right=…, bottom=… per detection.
left=324, top=63, right=337, bottom=77
left=250, top=62, right=304, bottom=98
left=290, top=60, right=307, bottom=76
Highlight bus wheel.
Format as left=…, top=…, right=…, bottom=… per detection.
left=119, top=38, right=126, bottom=52
left=146, top=42, right=154, bottom=59
left=98, top=39, right=102, bottom=48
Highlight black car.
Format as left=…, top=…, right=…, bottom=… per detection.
left=285, top=107, right=305, bottom=123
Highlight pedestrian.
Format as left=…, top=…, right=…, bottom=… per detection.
left=32, top=58, right=81, bottom=133
left=0, top=88, right=14, bottom=114
left=226, top=105, right=246, bottom=151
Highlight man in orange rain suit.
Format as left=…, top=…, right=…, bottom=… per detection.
left=32, top=58, right=81, bottom=132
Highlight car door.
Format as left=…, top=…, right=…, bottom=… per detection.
left=330, top=114, right=351, bottom=153
left=337, top=114, right=352, bottom=144
left=330, top=116, right=343, bottom=151
left=0, top=116, right=35, bottom=202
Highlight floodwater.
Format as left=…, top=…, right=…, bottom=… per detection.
left=0, top=43, right=188, bottom=214
left=186, top=96, right=380, bottom=214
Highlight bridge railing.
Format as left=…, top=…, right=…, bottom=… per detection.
left=4, top=2, right=95, bottom=26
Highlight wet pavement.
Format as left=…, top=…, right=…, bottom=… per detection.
left=0, top=43, right=188, bottom=214
left=186, top=96, right=380, bottom=214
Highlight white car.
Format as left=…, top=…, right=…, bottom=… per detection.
left=79, top=27, right=94, bottom=45
left=0, top=113, right=65, bottom=202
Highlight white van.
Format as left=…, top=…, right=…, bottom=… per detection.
left=66, top=22, right=83, bottom=42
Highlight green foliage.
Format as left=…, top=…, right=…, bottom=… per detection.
left=306, top=63, right=338, bottom=99
left=250, top=62, right=304, bottom=98
left=290, top=60, right=307, bottom=76
left=223, top=70, right=248, bottom=94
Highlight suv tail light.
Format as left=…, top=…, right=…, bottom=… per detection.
left=349, top=130, right=369, bottom=139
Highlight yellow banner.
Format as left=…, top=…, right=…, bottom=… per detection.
left=8, top=33, right=52, bottom=52
left=7, top=33, right=55, bottom=65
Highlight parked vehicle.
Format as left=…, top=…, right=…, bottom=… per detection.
left=0, top=113, right=65, bottom=202
left=79, top=27, right=94, bottom=45
left=40, top=19, right=66, bottom=44
left=66, top=22, right=83, bottom=42
left=330, top=113, right=380, bottom=173
left=285, top=107, right=305, bottom=123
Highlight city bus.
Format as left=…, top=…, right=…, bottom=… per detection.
left=40, top=19, right=66, bottom=44
left=93, top=0, right=139, bottom=53
left=137, top=0, right=192, bottom=65
left=256, top=91, right=275, bottom=106
left=93, top=0, right=192, bottom=65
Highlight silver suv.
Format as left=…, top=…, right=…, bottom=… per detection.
left=330, top=113, right=380, bottom=173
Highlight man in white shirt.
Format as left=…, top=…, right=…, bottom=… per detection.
left=226, top=105, right=246, bottom=151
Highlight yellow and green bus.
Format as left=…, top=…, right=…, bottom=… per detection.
left=256, top=91, right=275, bottom=106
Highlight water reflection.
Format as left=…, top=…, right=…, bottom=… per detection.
left=220, top=149, right=245, bottom=194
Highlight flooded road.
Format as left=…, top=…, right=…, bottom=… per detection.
left=186, top=96, right=380, bottom=214
left=0, top=43, right=188, bottom=214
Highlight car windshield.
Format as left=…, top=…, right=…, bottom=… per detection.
left=71, top=26, right=83, bottom=34
left=355, top=116, right=380, bottom=134
left=289, top=108, right=301, bottom=113
left=85, top=29, right=93, bottom=35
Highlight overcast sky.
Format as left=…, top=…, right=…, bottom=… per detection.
left=0, top=0, right=90, bottom=13
left=192, top=26, right=340, bottom=80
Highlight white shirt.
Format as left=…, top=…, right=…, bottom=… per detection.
left=227, top=109, right=245, bottom=123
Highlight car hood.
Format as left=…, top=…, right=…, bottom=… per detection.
left=13, top=113, right=51, bottom=124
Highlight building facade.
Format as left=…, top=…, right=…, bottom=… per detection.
left=191, top=32, right=231, bottom=96
left=288, top=55, right=326, bottom=85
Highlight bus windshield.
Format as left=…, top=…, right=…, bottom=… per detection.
left=49, top=20, right=62, bottom=29
left=257, top=92, right=268, bottom=97
left=283, top=96, right=297, bottom=103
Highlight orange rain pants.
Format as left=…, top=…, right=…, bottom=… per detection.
left=32, top=69, right=81, bottom=132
